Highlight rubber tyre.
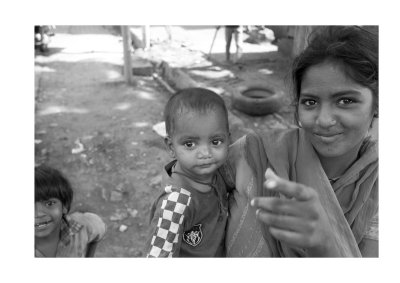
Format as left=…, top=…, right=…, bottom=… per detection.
left=40, top=44, right=49, bottom=53
left=231, top=83, right=285, bottom=116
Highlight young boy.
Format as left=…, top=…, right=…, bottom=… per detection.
left=35, top=165, right=106, bottom=257
left=147, top=88, right=230, bottom=257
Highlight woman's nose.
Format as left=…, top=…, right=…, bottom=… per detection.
left=316, top=105, right=337, bottom=127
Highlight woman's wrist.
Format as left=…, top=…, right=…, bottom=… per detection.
left=306, top=232, right=339, bottom=257
left=307, top=243, right=336, bottom=257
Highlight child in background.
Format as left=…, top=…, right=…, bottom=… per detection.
left=147, top=88, right=230, bottom=257
left=35, top=165, right=106, bottom=257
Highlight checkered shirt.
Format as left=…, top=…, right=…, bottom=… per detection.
left=59, top=216, right=84, bottom=245
left=147, top=185, right=192, bottom=257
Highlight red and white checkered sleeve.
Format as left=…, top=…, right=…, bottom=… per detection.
left=147, top=186, right=192, bottom=257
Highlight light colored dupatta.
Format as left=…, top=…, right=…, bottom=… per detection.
left=242, top=128, right=378, bottom=257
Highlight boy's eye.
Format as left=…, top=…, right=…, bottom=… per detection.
left=184, top=141, right=195, bottom=148
left=44, top=200, right=56, bottom=207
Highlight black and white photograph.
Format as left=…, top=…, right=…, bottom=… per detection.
left=34, top=24, right=379, bottom=258
left=4, top=0, right=399, bottom=282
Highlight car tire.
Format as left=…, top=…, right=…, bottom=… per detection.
left=231, top=83, right=285, bottom=116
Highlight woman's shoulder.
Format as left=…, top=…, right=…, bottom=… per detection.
left=227, top=128, right=299, bottom=164
left=256, top=127, right=299, bottom=143
left=360, top=135, right=378, bottom=158
left=239, top=128, right=299, bottom=154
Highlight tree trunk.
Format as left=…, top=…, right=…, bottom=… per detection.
left=292, top=26, right=314, bottom=57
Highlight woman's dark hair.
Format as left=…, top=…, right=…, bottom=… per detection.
left=164, top=87, right=229, bottom=136
left=35, top=165, right=73, bottom=212
left=291, top=26, right=378, bottom=116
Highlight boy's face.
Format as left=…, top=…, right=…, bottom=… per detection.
left=35, top=198, right=66, bottom=238
left=166, top=109, right=230, bottom=183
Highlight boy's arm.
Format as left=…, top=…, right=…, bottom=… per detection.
left=82, top=212, right=107, bottom=243
left=147, top=187, right=192, bottom=257
left=68, top=212, right=107, bottom=257
left=85, top=241, right=99, bottom=257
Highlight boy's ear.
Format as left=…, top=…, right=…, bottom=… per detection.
left=62, top=206, right=68, bottom=215
left=164, top=136, right=176, bottom=158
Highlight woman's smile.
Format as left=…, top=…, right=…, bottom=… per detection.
left=313, top=132, right=343, bottom=143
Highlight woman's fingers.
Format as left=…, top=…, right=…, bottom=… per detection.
left=254, top=169, right=331, bottom=251
left=251, top=196, right=313, bottom=218
left=255, top=208, right=312, bottom=233
left=264, top=168, right=316, bottom=201
left=268, top=227, right=312, bottom=249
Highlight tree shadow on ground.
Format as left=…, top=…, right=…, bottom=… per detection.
left=35, top=47, right=65, bottom=57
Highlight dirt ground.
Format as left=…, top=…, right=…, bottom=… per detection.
left=34, top=25, right=296, bottom=257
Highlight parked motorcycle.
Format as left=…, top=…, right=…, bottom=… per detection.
left=34, top=26, right=55, bottom=52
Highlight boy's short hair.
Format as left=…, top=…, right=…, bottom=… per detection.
left=35, top=165, right=73, bottom=212
left=164, top=88, right=229, bottom=136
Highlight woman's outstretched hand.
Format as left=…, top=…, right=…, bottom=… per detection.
left=251, top=168, right=333, bottom=256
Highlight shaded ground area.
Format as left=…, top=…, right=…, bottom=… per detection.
left=34, top=25, right=294, bottom=257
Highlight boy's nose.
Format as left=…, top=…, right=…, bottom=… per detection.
left=197, top=145, right=212, bottom=159
left=35, top=203, right=46, bottom=216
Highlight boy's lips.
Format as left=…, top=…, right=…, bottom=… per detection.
left=197, top=162, right=214, bottom=168
left=35, top=220, right=52, bottom=229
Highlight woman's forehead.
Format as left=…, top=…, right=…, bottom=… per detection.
left=301, top=61, right=363, bottom=94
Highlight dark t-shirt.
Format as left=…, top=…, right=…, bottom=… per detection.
left=146, top=160, right=229, bottom=257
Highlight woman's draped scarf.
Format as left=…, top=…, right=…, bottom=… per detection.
left=244, top=128, right=378, bottom=257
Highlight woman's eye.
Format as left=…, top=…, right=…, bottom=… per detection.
left=184, top=141, right=195, bottom=148
left=338, top=98, right=354, bottom=105
left=212, top=139, right=223, bottom=146
left=301, top=99, right=317, bottom=106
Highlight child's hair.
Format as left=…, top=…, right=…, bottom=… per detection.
left=164, top=88, right=229, bottom=136
left=35, top=165, right=73, bottom=212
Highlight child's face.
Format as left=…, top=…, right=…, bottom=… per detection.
left=166, top=109, right=230, bottom=182
left=35, top=198, right=66, bottom=238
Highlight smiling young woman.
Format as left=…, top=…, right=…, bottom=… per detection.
left=223, top=26, right=378, bottom=257
left=298, top=60, right=376, bottom=179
